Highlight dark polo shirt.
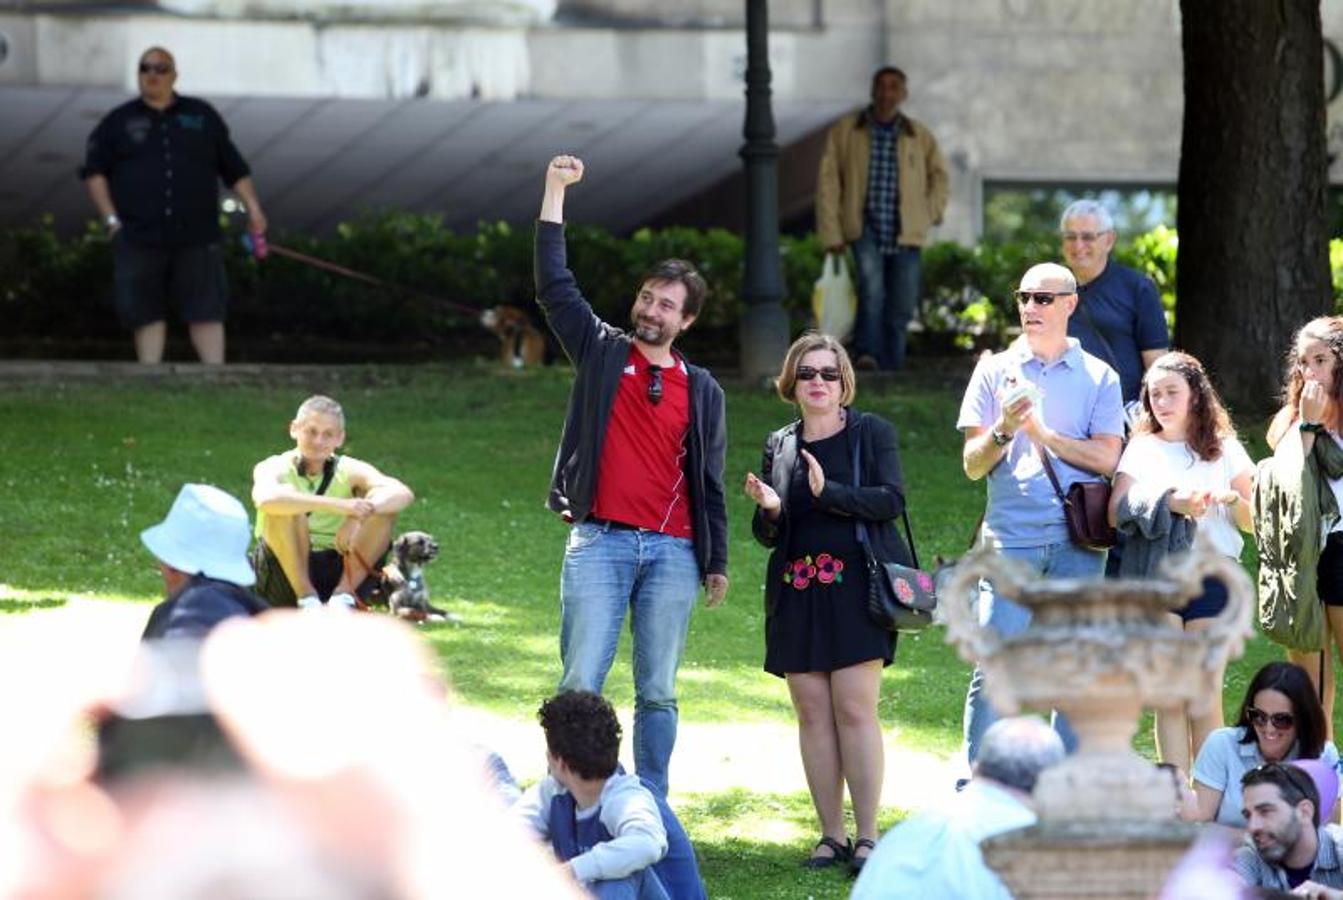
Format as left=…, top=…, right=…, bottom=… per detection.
left=81, top=94, right=251, bottom=247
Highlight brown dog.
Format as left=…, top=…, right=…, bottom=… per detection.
left=480, top=305, right=546, bottom=369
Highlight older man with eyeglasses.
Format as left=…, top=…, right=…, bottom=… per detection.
left=955, top=262, right=1125, bottom=768
left=534, top=155, right=729, bottom=798
left=1059, top=199, right=1169, bottom=409
left=81, top=46, right=267, bottom=364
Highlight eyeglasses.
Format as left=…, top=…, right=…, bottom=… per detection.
left=647, top=364, right=663, bottom=405
left=139, top=62, right=173, bottom=75
left=796, top=366, right=842, bottom=382
left=1014, top=290, right=1074, bottom=307
left=1247, top=707, right=1295, bottom=731
left=1061, top=231, right=1107, bottom=244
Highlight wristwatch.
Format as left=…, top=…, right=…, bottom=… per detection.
left=1300, top=421, right=1327, bottom=435
left=991, top=427, right=1013, bottom=447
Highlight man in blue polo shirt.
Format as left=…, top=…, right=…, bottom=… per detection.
left=956, top=262, right=1125, bottom=764
left=81, top=46, right=267, bottom=364
left=1059, top=199, right=1169, bottom=410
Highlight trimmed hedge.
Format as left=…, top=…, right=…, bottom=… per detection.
left=0, top=211, right=1200, bottom=357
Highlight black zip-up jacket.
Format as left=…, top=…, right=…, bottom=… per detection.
left=534, top=221, right=728, bottom=581
left=752, top=410, right=909, bottom=618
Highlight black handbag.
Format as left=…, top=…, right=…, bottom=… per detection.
left=850, top=430, right=936, bottom=633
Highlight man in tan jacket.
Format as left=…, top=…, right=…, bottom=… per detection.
left=816, top=66, right=949, bottom=372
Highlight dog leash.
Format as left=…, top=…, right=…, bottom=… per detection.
left=241, top=233, right=486, bottom=320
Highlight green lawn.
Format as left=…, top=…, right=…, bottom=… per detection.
left=0, top=364, right=1299, bottom=898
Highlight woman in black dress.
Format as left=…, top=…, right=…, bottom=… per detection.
left=744, top=332, right=910, bottom=875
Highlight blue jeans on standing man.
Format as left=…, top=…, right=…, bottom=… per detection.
left=962, top=540, right=1108, bottom=766
left=559, top=521, right=701, bottom=797
left=851, top=228, right=922, bottom=371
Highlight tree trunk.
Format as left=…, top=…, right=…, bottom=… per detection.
left=1177, top=0, right=1331, bottom=418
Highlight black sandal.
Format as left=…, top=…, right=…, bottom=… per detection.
left=850, top=838, right=876, bottom=876
left=802, top=835, right=852, bottom=869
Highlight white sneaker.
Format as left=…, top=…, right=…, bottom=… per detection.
left=297, top=594, right=321, bottom=611
left=328, top=592, right=357, bottom=611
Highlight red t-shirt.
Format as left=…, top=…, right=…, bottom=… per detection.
left=591, top=345, right=694, bottom=538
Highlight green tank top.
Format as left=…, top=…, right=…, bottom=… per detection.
left=256, top=454, right=355, bottom=551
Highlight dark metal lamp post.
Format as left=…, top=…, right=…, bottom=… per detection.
left=738, top=0, right=790, bottom=384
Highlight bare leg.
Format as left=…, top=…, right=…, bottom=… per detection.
left=334, top=513, right=397, bottom=595
left=1325, top=606, right=1343, bottom=741
left=1289, top=646, right=1333, bottom=742
left=133, top=321, right=167, bottom=363
left=831, top=660, right=884, bottom=856
left=188, top=320, right=225, bottom=364
left=258, top=512, right=316, bottom=599
left=1184, top=616, right=1226, bottom=765
left=787, top=672, right=847, bottom=858
left=1155, top=612, right=1192, bottom=771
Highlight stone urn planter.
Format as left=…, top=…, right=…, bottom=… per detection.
left=941, top=537, right=1254, bottom=898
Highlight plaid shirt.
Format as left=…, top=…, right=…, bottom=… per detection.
left=864, top=114, right=902, bottom=255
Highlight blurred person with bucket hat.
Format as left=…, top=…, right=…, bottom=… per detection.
left=139, top=483, right=267, bottom=640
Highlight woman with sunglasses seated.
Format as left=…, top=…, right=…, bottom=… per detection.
left=1188, top=661, right=1338, bottom=825
left=743, top=331, right=912, bottom=874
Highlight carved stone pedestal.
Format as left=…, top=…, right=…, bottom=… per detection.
left=982, top=821, right=1199, bottom=900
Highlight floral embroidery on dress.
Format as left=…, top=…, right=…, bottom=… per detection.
left=784, top=553, right=844, bottom=590
left=815, top=553, right=845, bottom=585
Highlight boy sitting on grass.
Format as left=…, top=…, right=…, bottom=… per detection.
left=517, top=691, right=706, bottom=900
left=250, top=394, right=413, bottom=610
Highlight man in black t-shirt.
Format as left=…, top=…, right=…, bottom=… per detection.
left=81, top=46, right=267, bottom=364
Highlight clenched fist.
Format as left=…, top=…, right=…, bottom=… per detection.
left=547, top=155, right=584, bottom=188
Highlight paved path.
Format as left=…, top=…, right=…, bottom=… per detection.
left=2, top=594, right=964, bottom=815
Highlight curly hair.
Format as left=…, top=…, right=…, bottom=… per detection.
left=537, top=691, right=621, bottom=781
left=1131, top=351, right=1236, bottom=462
left=1268, top=316, right=1343, bottom=448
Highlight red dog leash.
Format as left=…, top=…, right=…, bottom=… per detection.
left=242, top=232, right=485, bottom=320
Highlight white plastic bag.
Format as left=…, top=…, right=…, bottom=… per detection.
left=811, top=253, right=857, bottom=342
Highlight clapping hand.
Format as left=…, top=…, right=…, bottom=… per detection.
left=743, top=472, right=780, bottom=513
left=799, top=448, right=826, bottom=497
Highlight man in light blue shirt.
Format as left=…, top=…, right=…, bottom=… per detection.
left=851, top=717, right=1065, bottom=900
left=956, top=262, right=1125, bottom=764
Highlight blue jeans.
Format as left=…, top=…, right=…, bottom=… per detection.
left=588, top=867, right=670, bottom=900
left=851, top=230, right=921, bottom=371
left=559, top=522, right=700, bottom=796
left=962, top=540, right=1107, bottom=765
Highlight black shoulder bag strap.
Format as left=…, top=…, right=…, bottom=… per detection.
left=1034, top=442, right=1069, bottom=507
left=848, top=416, right=920, bottom=569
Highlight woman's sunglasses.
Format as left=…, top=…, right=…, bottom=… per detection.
left=1247, top=707, right=1295, bottom=730
left=796, top=366, right=841, bottom=382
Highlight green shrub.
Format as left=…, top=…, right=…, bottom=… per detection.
left=0, top=213, right=1315, bottom=354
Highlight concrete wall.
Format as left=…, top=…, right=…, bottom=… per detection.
left=4, top=0, right=1343, bottom=241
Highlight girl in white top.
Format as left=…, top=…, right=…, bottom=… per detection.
left=1109, top=351, right=1254, bottom=774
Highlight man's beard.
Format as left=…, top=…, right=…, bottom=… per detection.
left=632, top=316, right=671, bottom=346
left=1255, top=817, right=1304, bottom=864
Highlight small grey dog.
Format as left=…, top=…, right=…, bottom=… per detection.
left=382, top=531, right=456, bottom=623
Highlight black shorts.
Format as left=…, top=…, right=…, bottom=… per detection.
left=112, top=236, right=228, bottom=329
left=1178, top=575, right=1229, bottom=623
left=250, top=541, right=382, bottom=608
left=1319, top=532, right=1343, bottom=606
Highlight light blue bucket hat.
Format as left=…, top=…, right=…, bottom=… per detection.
left=140, top=483, right=256, bottom=587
